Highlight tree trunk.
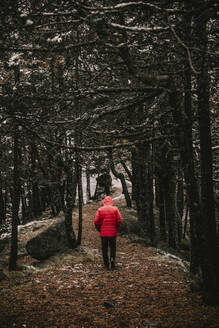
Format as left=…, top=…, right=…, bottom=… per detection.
left=194, top=11, right=219, bottom=304
left=183, top=201, right=189, bottom=239
left=0, top=171, right=5, bottom=224
left=170, top=87, right=202, bottom=273
left=131, top=148, right=138, bottom=201
left=4, top=187, right=8, bottom=222
left=21, top=188, right=29, bottom=224
left=30, top=143, right=42, bottom=218
left=163, top=156, right=178, bottom=249
left=9, top=129, right=21, bottom=271
left=155, top=176, right=167, bottom=241
left=76, top=153, right=83, bottom=246
left=168, top=1, right=203, bottom=275
left=134, top=143, right=155, bottom=243
left=120, top=158, right=133, bottom=183
left=86, top=168, right=91, bottom=202
left=148, top=144, right=156, bottom=243
left=177, top=167, right=184, bottom=246
left=58, top=182, right=65, bottom=211
left=64, top=168, right=77, bottom=249
left=109, top=150, right=132, bottom=208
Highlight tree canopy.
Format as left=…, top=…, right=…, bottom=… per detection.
left=0, top=0, right=219, bottom=304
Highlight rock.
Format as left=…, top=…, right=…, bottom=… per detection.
left=26, top=219, right=69, bottom=260
left=32, top=222, right=46, bottom=231
left=153, top=248, right=190, bottom=272
left=128, top=234, right=150, bottom=245
left=18, top=221, right=46, bottom=234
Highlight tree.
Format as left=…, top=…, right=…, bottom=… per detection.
left=0, top=1, right=218, bottom=305
left=109, top=150, right=132, bottom=208
left=192, top=0, right=219, bottom=304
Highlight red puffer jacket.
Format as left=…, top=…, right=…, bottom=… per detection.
left=94, top=196, right=122, bottom=237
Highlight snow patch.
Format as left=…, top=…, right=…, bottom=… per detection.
left=8, top=53, right=23, bottom=67
left=154, top=249, right=189, bottom=272
left=112, top=194, right=124, bottom=201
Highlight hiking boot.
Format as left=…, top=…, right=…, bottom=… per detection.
left=104, top=263, right=109, bottom=270
left=111, top=261, right=115, bottom=270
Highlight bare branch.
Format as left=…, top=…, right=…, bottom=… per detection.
left=109, top=22, right=171, bottom=33
left=82, top=2, right=185, bottom=14
left=21, top=122, right=170, bottom=152
left=0, top=39, right=99, bottom=53
left=35, top=20, right=81, bottom=29
left=169, top=24, right=199, bottom=75
left=212, top=145, right=219, bottom=152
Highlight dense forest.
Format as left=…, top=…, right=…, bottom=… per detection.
left=0, top=0, right=219, bottom=308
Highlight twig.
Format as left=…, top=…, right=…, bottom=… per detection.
left=169, top=24, right=199, bottom=75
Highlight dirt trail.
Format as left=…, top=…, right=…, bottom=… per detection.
left=0, top=191, right=219, bottom=328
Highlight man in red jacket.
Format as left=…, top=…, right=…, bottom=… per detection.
left=94, top=196, right=122, bottom=270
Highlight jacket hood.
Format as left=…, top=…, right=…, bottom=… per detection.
left=102, top=196, right=114, bottom=206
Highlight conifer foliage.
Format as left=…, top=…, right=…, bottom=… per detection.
left=0, top=0, right=218, bottom=304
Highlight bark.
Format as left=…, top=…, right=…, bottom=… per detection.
left=9, top=129, right=21, bottom=271
left=4, top=188, right=8, bottom=221
left=169, top=88, right=202, bottom=273
left=163, top=156, right=178, bottom=249
left=30, top=143, right=42, bottom=217
left=131, top=148, right=138, bottom=201
left=155, top=176, right=167, bottom=241
left=0, top=171, right=5, bottom=224
left=109, top=151, right=132, bottom=208
left=9, top=64, right=21, bottom=271
left=64, top=168, right=77, bottom=249
left=183, top=202, right=189, bottom=240
left=120, top=158, right=133, bottom=183
left=169, top=0, right=203, bottom=269
left=40, top=187, right=49, bottom=212
left=76, top=153, right=83, bottom=246
left=177, top=168, right=184, bottom=220
left=194, top=11, right=219, bottom=304
left=148, top=144, right=156, bottom=243
left=134, top=144, right=155, bottom=243
left=21, top=189, right=29, bottom=224
left=177, top=168, right=184, bottom=246
left=58, top=182, right=65, bottom=211
left=155, top=115, right=178, bottom=247
left=86, top=168, right=91, bottom=201
left=50, top=170, right=63, bottom=216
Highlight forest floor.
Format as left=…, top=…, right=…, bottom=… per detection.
left=0, top=185, right=219, bottom=328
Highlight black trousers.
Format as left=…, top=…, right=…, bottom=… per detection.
left=101, top=237, right=116, bottom=266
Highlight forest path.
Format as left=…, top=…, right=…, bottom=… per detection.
left=1, top=187, right=219, bottom=328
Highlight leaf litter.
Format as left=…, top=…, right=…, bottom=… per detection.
left=0, top=192, right=219, bottom=328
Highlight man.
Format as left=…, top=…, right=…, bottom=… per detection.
left=94, top=196, right=122, bottom=270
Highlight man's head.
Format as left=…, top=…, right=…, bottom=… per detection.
left=102, top=196, right=114, bottom=206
